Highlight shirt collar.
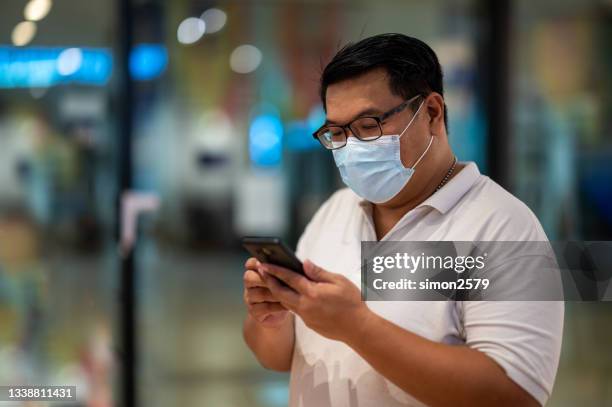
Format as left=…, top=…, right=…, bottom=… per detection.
left=357, top=161, right=481, bottom=215
left=419, top=161, right=481, bottom=214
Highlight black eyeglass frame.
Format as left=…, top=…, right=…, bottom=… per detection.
left=312, top=94, right=423, bottom=150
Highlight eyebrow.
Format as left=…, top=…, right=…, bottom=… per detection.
left=325, top=107, right=385, bottom=126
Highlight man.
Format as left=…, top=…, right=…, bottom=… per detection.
left=243, top=33, right=563, bottom=407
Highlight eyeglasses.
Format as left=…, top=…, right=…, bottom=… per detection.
left=312, top=94, right=422, bottom=150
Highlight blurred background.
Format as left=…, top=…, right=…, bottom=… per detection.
left=0, top=0, right=611, bottom=406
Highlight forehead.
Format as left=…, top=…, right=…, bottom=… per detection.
left=325, top=68, right=399, bottom=123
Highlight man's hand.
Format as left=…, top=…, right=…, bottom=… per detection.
left=259, top=260, right=369, bottom=342
left=243, top=257, right=289, bottom=328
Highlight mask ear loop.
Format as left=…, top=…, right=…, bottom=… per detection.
left=411, top=135, right=434, bottom=170
left=396, top=97, right=433, bottom=170
left=398, top=99, right=425, bottom=139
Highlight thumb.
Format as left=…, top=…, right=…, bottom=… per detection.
left=303, top=260, right=334, bottom=282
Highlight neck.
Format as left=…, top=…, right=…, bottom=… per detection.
left=372, top=152, right=461, bottom=240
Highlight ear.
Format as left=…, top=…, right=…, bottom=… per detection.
left=425, top=93, right=446, bottom=136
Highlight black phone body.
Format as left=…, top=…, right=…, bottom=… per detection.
left=242, top=236, right=305, bottom=275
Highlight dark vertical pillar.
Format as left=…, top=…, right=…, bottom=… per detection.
left=477, top=0, right=512, bottom=188
left=117, top=0, right=135, bottom=405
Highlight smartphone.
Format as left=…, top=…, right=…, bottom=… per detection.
left=242, top=236, right=304, bottom=275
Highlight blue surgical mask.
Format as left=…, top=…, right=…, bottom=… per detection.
left=332, top=100, right=432, bottom=204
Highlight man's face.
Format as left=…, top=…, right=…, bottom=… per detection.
left=324, top=68, right=431, bottom=171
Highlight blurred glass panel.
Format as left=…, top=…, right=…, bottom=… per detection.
left=511, top=0, right=612, bottom=405
left=0, top=0, right=118, bottom=405
left=511, top=0, right=612, bottom=240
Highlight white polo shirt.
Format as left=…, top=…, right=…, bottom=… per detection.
left=291, top=162, right=564, bottom=407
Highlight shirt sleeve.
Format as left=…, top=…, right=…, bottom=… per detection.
left=460, top=299, right=564, bottom=405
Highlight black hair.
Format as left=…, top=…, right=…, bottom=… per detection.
left=320, top=33, right=448, bottom=130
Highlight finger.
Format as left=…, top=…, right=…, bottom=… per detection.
left=263, top=272, right=300, bottom=309
left=250, top=302, right=287, bottom=320
left=246, top=287, right=277, bottom=304
left=303, top=260, right=336, bottom=282
left=260, top=263, right=311, bottom=294
left=243, top=269, right=266, bottom=289
left=244, top=257, right=261, bottom=270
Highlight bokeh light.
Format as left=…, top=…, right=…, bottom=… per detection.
left=24, top=0, right=52, bottom=22
left=249, top=114, right=283, bottom=167
left=230, top=45, right=262, bottom=74
left=11, top=21, right=37, bottom=47
left=201, top=8, right=227, bottom=34
left=57, top=48, right=83, bottom=76
left=177, top=17, right=206, bottom=45
left=129, top=44, right=168, bottom=81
